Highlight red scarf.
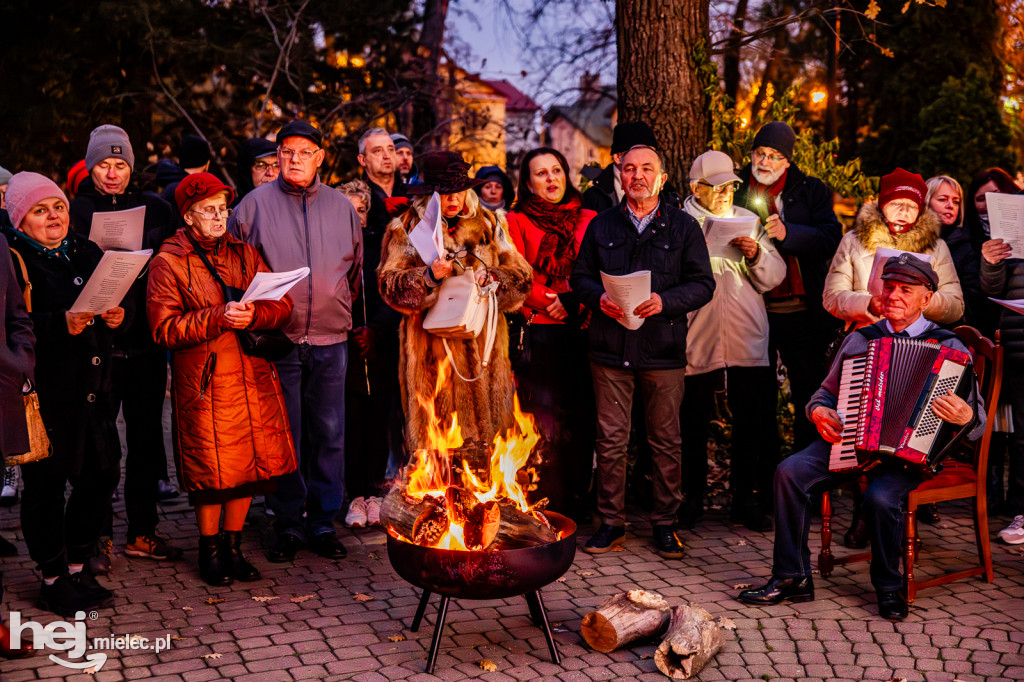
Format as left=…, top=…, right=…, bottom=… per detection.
left=751, top=170, right=806, bottom=299
left=520, top=195, right=582, bottom=283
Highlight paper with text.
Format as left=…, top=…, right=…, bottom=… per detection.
left=409, top=192, right=445, bottom=266
left=601, top=270, right=651, bottom=331
left=88, top=205, right=145, bottom=251
left=703, top=215, right=759, bottom=260
left=239, top=267, right=310, bottom=304
left=867, top=247, right=932, bottom=296
left=70, top=250, right=153, bottom=314
left=986, top=192, right=1024, bottom=258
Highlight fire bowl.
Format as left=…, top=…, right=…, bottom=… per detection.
left=386, top=511, right=577, bottom=600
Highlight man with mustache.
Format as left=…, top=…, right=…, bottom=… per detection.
left=571, top=145, right=714, bottom=559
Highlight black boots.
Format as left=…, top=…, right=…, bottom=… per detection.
left=198, top=534, right=233, bottom=586
left=223, top=530, right=261, bottom=582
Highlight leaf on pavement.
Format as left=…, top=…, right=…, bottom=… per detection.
left=202, top=652, right=223, bottom=660
left=291, top=594, right=316, bottom=603
left=203, top=597, right=226, bottom=605
left=354, top=593, right=374, bottom=602
left=479, top=660, right=498, bottom=672
left=252, top=596, right=280, bottom=602
left=388, top=634, right=405, bottom=642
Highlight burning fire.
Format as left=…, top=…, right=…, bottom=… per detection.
left=399, top=359, right=544, bottom=551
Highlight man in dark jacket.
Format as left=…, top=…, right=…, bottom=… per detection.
left=581, top=122, right=658, bottom=214
left=734, top=121, right=843, bottom=454
left=69, top=124, right=182, bottom=565
left=571, top=145, right=714, bottom=559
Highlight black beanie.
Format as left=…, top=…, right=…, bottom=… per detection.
left=179, top=135, right=212, bottom=168
left=611, top=121, right=659, bottom=155
left=750, top=121, right=796, bottom=160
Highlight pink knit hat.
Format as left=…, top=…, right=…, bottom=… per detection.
left=5, top=172, right=69, bottom=229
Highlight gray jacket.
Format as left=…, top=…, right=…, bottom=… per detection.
left=228, top=175, right=363, bottom=345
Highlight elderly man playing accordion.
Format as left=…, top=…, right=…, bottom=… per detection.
left=738, top=254, right=985, bottom=620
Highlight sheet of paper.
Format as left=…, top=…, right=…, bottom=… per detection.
left=703, top=215, right=759, bottom=260
left=987, top=192, right=1024, bottom=258
left=866, top=247, right=932, bottom=296
left=70, top=249, right=153, bottom=314
left=88, top=205, right=145, bottom=251
left=239, top=267, right=310, bottom=304
left=408, top=192, right=444, bottom=266
left=601, top=270, right=651, bottom=331
left=989, top=297, right=1024, bottom=316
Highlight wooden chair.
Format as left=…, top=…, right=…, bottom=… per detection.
left=817, top=326, right=1002, bottom=603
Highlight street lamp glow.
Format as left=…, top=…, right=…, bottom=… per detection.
left=811, top=89, right=827, bottom=104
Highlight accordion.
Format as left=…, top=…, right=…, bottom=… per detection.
left=829, top=336, right=972, bottom=474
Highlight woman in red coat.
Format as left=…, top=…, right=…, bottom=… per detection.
left=147, top=173, right=296, bottom=586
left=506, top=147, right=596, bottom=520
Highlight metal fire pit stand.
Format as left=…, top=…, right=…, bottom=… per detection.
left=409, top=588, right=560, bottom=674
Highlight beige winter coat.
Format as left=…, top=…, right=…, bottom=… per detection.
left=822, top=202, right=963, bottom=328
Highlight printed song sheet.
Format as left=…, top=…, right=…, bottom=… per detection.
left=70, top=250, right=153, bottom=314
left=601, top=270, right=651, bottom=331
left=239, top=267, right=310, bottom=304
left=88, top=205, right=145, bottom=251
left=867, top=247, right=932, bottom=296
left=703, top=215, right=759, bottom=260
left=986, top=192, right=1024, bottom=258
left=409, top=192, right=445, bottom=265
left=989, top=297, right=1024, bottom=316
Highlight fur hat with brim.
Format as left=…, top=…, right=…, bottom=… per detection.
left=175, top=172, right=235, bottom=218
left=406, top=151, right=485, bottom=195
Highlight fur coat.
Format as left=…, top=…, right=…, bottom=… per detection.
left=822, top=202, right=963, bottom=328
left=378, top=204, right=532, bottom=452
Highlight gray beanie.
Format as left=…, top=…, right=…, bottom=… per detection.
left=86, top=125, right=135, bottom=171
left=750, top=121, right=796, bottom=160
left=0, top=165, right=12, bottom=185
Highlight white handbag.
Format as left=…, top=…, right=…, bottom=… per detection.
left=423, top=269, right=499, bottom=382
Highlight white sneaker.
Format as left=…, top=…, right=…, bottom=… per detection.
left=998, top=515, right=1024, bottom=545
left=366, top=497, right=382, bottom=526
left=345, top=497, right=368, bottom=528
left=0, top=465, right=19, bottom=506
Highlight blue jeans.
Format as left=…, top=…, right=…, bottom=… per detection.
left=269, top=342, right=347, bottom=539
left=772, top=439, right=923, bottom=592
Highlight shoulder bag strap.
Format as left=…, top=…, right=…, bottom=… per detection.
left=184, top=232, right=230, bottom=299
left=9, top=247, right=31, bottom=313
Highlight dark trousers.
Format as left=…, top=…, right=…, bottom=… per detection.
left=516, top=324, right=595, bottom=520
left=998, top=358, right=1024, bottom=507
left=270, top=342, right=347, bottom=539
left=21, top=444, right=120, bottom=578
left=108, top=351, right=170, bottom=540
left=682, top=366, right=779, bottom=511
left=592, top=362, right=685, bottom=526
left=768, top=310, right=832, bottom=451
left=345, top=383, right=393, bottom=500
left=772, top=439, right=922, bottom=591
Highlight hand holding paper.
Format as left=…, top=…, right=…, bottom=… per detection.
left=70, top=250, right=153, bottom=314
left=600, top=270, right=652, bottom=330
left=703, top=215, right=759, bottom=260
left=409, top=193, right=445, bottom=266
left=987, top=192, right=1024, bottom=258
left=238, top=267, right=310, bottom=304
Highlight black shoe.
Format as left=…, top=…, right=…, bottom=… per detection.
left=844, top=519, right=869, bottom=549
left=70, top=570, right=114, bottom=605
left=582, top=524, right=625, bottom=554
left=877, top=590, right=908, bottom=620
left=267, top=533, right=304, bottom=563
left=38, top=575, right=104, bottom=617
left=738, top=576, right=814, bottom=606
left=223, top=530, right=261, bottom=581
left=309, top=533, right=347, bottom=559
left=917, top=503, right=940, bottom=526
left=653, top=525, right=685, bottom=559
left=198, top=534, right=233, bottom=586
left=730, top=505, right=773, bottom=532
left=676, top=499, right=704, bottom=530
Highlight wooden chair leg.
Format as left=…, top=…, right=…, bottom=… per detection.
left=904, top=509, right=917, bottom=604
left=819, top=491, right=835, bottom=577
left=974, top=494, right=994, bottom=583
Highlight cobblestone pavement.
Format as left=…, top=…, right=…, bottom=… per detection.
left=2, top=415, right=1023, bottom=680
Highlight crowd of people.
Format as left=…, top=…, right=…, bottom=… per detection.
left=0, top=115, right=1022, bottom=656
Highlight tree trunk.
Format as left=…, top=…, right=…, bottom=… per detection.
left=615, top=0, right=711, bottom=190
left=412, top=0, right=451, bottom=151
left=723, top=0, right=750, bottom=104
left=654, top=603, right=725, bottom=679
left=580, top=590, right=672, bottom=653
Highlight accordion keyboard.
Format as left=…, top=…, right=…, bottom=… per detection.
left=829, top=353, right=868, bottom=472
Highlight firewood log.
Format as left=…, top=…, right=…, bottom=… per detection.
left=580, top=590, right=672, bottom=653
left=654, top=603, right=724, bottom=679
left=380, top=488, right=439, bottom=541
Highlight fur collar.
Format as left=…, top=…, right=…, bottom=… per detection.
left=852, top=201, right=940, bottom=253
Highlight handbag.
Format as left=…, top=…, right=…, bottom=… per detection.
left=188, top=236, right=294, bottom=362
left=5, top=249, right=52, bottom=466
left=423, top=269, right=499, bottom=382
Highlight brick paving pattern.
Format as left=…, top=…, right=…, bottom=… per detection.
left=1, top=409, right=1022, bottom=680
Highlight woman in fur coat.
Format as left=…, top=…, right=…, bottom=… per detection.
left=823, top=168, right=963, bottom=330
left=378, top=152, right=532, bottom=453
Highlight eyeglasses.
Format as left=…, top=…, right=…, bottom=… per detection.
left=278, top=148, right=319, bottom=161
left=885, top=200, right=919, bottom=215
left=253, top=160, right=280, bottom=173
left=753, top=150, right=786, bottom=164
left=191, top=207, right=233, bottom=220
left=697, top=181, right=739, bottom=195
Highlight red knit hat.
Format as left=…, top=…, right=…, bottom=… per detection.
left=67, top=159, right=88, bottom=198
left=174, top=172, right=235, bottom=218
left=879, top=168, right=927, bottom=212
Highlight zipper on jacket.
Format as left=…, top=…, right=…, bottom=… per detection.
left=302, top=190, right=313, bottom=342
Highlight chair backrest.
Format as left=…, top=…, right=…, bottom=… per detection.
left=952, top=325, right=1003, bottom=474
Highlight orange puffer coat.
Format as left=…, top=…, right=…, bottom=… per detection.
left=147, top=228, right=296, bottom=494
